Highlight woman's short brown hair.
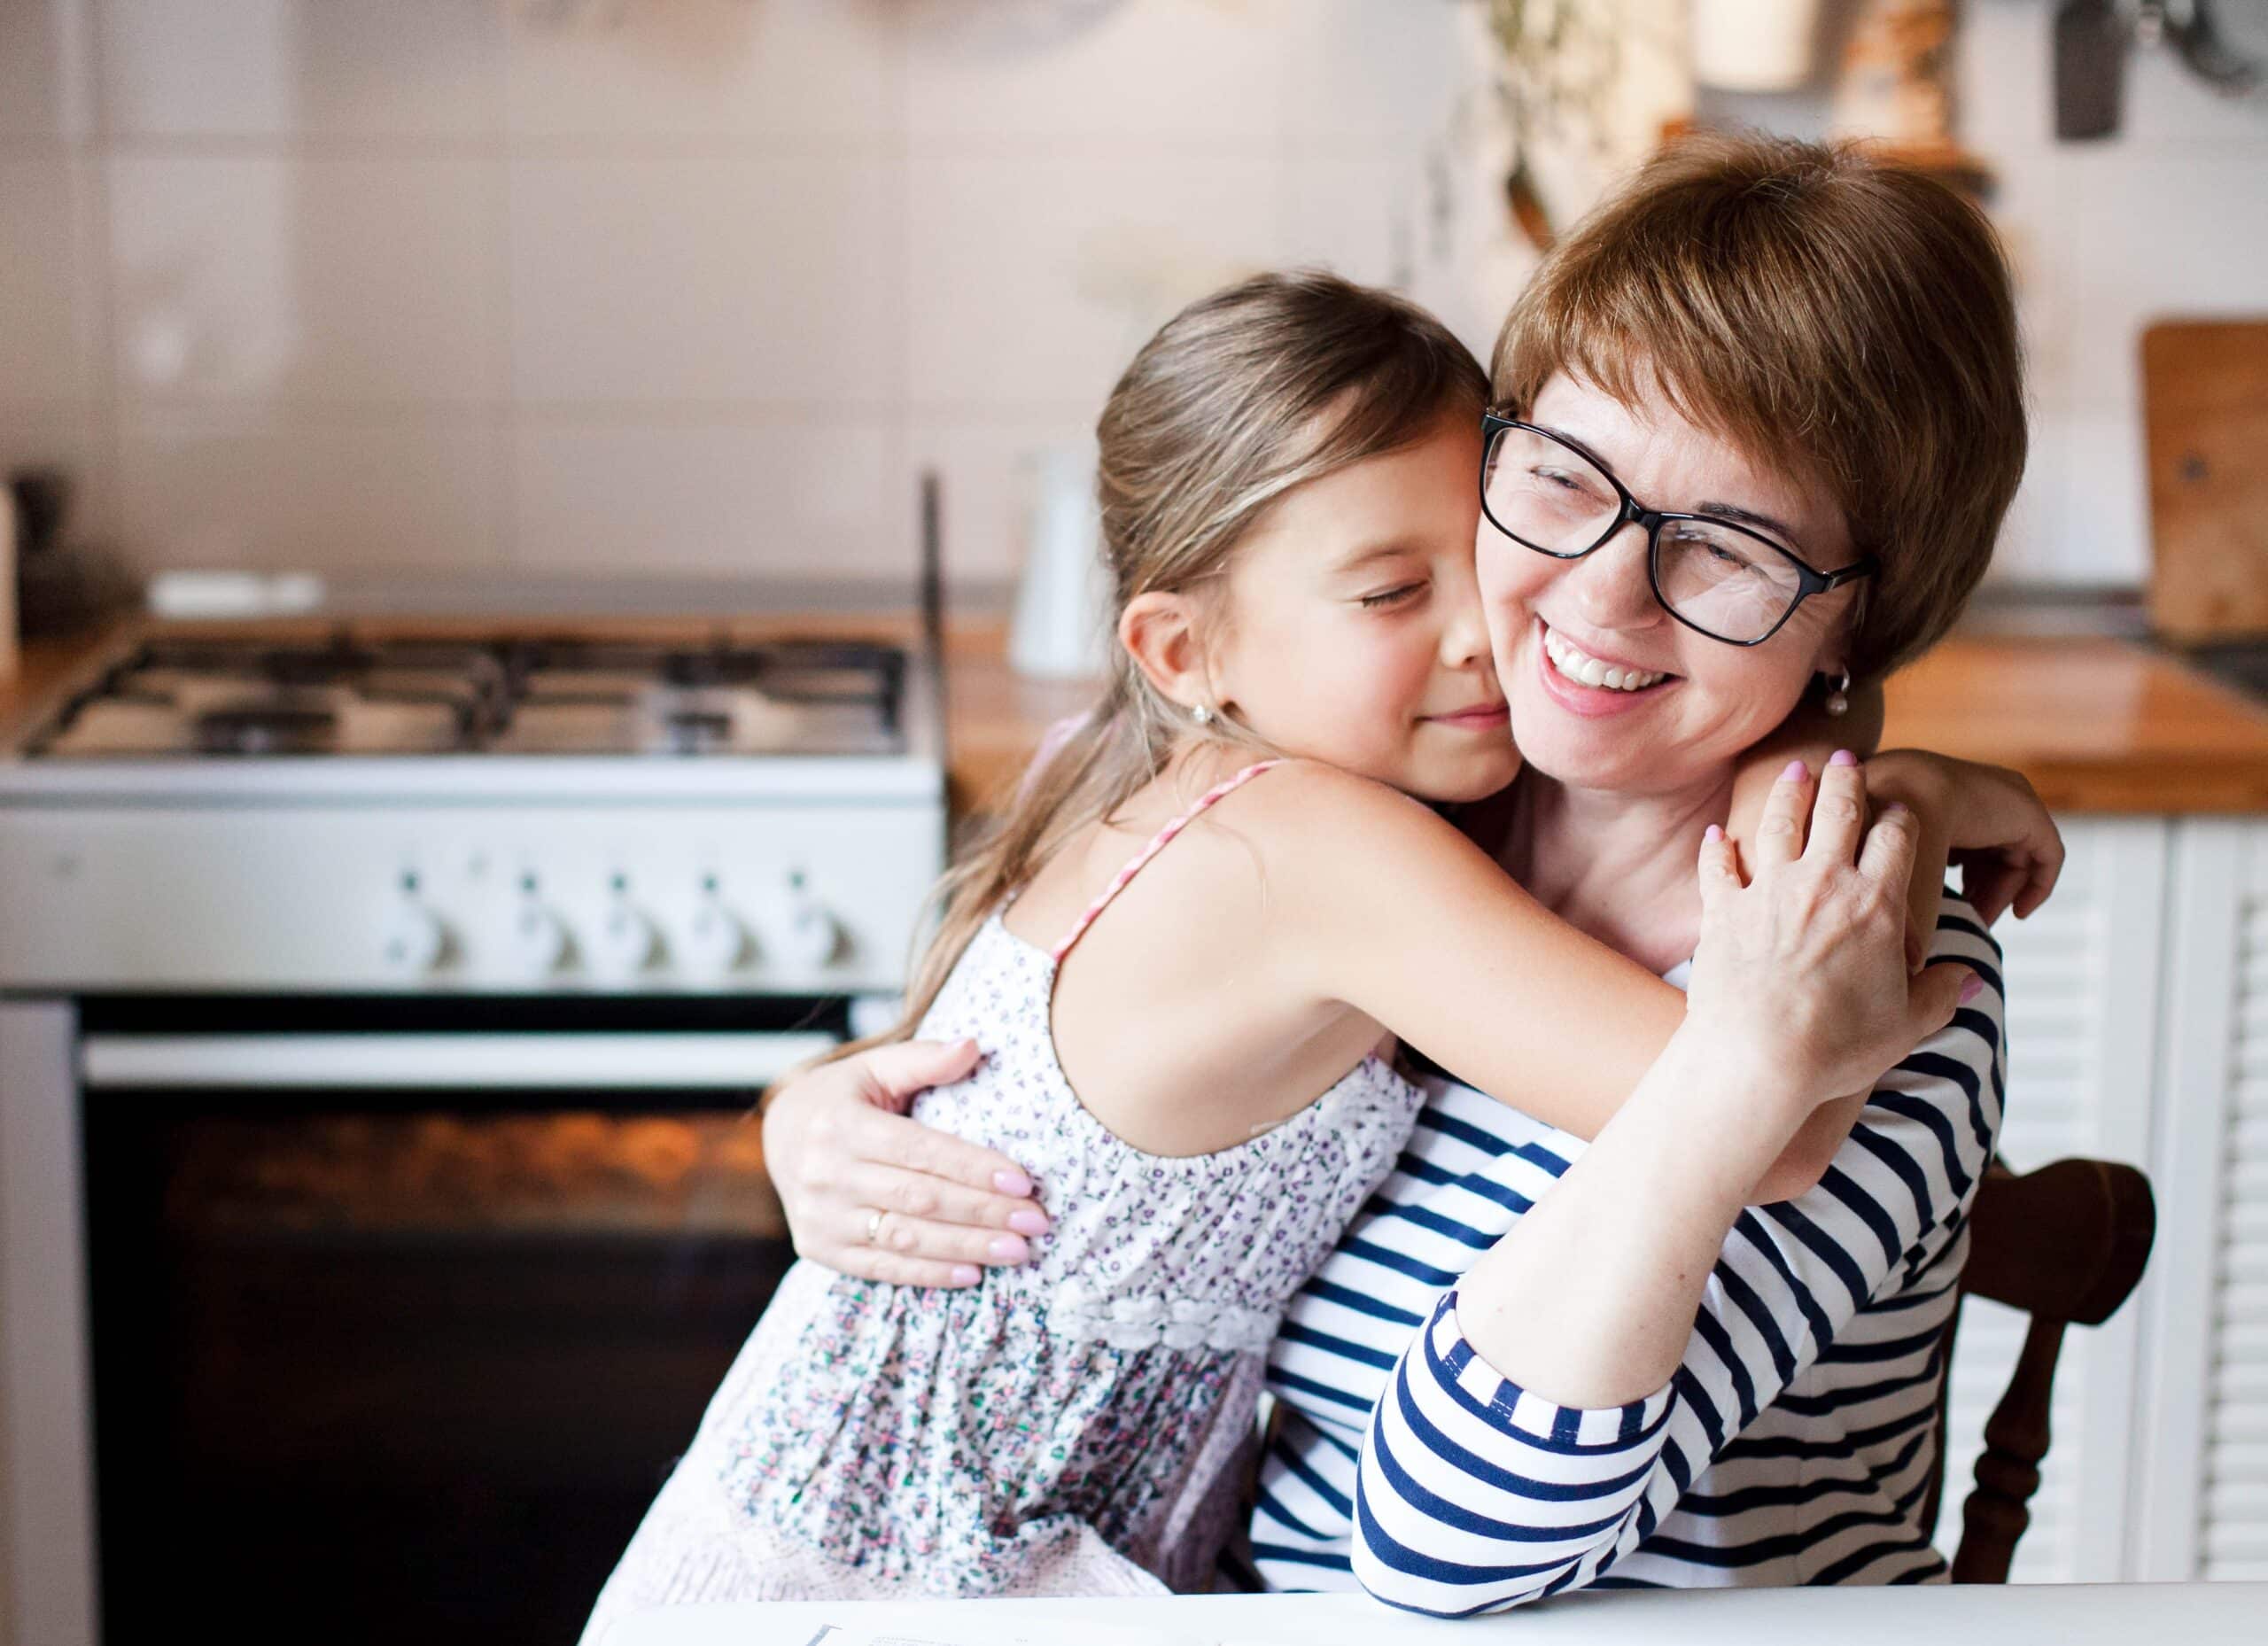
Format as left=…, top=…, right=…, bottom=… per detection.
left=1493, top=131, right=2025, bottom=681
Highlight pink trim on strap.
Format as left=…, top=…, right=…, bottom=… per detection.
left=1049, top=759, right=1283, bottom=964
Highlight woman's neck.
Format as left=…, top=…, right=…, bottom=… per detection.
left=1507, top=769, right=1735, bottom=976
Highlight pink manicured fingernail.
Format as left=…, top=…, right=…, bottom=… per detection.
left=1828, top=749, right=1859, bottom=768
left=988, top=1235, right=1030, bottom=1263
left=993, top=1169, right=1034, bottom=1197
left=951, top=1264, right=982, bottom=1286
left=1782, top=759, right=1809, bottom=781
left=1704, top=823, right=1724, bottom=842
left=1884, top=800, right=1908, bottom=816
left=1007, top=1208, right=1050, bottom=1237
left=1959, top=972, right=1984, bottom=1004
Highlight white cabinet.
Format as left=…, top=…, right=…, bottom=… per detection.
left=1950, top=814, right=2268, bottom=1584
left=2137, top=819, right=2268, bottom=1582
left=1930, top=819, right=2169, bottom=1580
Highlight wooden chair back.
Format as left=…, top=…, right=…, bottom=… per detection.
left=1922, top=1156, right=2156, bottom=1582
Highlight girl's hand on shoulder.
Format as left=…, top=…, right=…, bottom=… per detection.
left=761, top=1039, right=1050, bottom=1288
left=1688, top=757, right=1979, bottom=1118
left=1866, top=750, right=2064, bottom=926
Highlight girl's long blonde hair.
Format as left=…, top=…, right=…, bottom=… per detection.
left=835, top=270, right=1487, bottom=1063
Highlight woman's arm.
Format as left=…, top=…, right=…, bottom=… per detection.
left=759, top=1037, right=1049, bottom=1287
left=1348, top=800, right=2004, bottom=1614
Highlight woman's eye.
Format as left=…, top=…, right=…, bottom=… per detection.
left=1359, top=582, right=1425, bottom=609
left=1531, top=467, right=1585, bottom=493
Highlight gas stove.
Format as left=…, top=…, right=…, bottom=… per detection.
left=0, top=624, right=946, bottom=997
left=0, top=540, right=958, bottom=1638
left=24, top=633, right=913, bottom=759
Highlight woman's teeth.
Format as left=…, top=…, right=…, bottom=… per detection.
left=1543, top=628, right=1667, bottom=693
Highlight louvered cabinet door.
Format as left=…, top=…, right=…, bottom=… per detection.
left=2138, top=819, right=2268, bottom=1581
left=1931, top=818, right=2169, bottom=1581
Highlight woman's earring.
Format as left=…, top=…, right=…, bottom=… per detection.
left=1191, top=703, right=1215, bottom=726
left=1824, top=667, right=1852, bottom=718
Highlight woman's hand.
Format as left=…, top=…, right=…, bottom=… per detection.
left=1688, top=757, right=1980, bottom=1115
left=760, top=1038, right=1051, bottom=1287
left=1866, top=749, right=2063, bottom=926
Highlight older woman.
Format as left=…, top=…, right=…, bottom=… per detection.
left=761, top=135, right=2036, bottom=1609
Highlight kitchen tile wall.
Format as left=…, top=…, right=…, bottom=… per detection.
left=1, top=0, right=2262, bottom=593
left=0, top=0, right=1465, bottom=592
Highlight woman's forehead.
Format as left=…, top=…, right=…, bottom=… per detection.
left=1527, top=374, right=1847, bottom=547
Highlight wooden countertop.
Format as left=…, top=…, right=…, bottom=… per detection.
left=9, top=618, right=2268, bottom=815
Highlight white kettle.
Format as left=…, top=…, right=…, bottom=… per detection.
left=1008, top=443, right=1112, bottom=680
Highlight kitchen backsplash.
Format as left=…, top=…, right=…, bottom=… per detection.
left=1, top=0, right=2263, bottom=594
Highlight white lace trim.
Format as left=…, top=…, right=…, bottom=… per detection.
left=1048, top=1282, right=1278, bottom=1353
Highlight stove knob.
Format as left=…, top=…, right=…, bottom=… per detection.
left=381, top=899, right=449, bottom=974
left=780, top=896, right=843, bottom=971
left=590, top=900, right=659, bottom=978
left=507, top=899, right=571, bottom=979
left=681, top=899, right=749, bottom=977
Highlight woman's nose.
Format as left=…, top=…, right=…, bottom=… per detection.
left=1565, top=524, right=1659, bottom=628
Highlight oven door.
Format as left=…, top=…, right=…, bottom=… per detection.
left=69, top=997, right=843, bottom=1646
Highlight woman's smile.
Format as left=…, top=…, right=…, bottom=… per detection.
left=1531, top=617, right=1680, bottom=718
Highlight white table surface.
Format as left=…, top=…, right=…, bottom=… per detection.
left=608, top=1580, right=2266, bottom=1646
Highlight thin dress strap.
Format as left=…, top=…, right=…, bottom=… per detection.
left=1050, top=759, right=1283, bottom=964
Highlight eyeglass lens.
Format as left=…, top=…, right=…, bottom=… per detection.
left=1482, top=425, right=1807, bottom=644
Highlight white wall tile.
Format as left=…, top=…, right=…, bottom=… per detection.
left=1954, top=0, right=2050, bottom=151
left=117, top=413, right=499, bottom=571
left=1981, top=402, right=2066, bottom=585
left=905, top=414, right=1096, bottom=585
left=509, top=419, right=906, bottom=576
left=2043, top=407, right=2150, bottom=586
left=106, top=155, right=501, bottom=407
left=905, top=150, right=1283, bottom=412
left=0, top=0, right=71, bottom=138
left=1281, top=0, right=1467, bottom=150
left=1982, top=144, right=2078, bottom=413
left=99, top=0, right=501, bottom=139
left=1281, top=153, right=1422, bottom=290
left=2063, top=154, right=2268, bottom=418
left=0, top=157, right=105, bottom=405
left=503, top=0, right=897, bottom=141
left=509, top=154, right=899, bottom=407
left=905, top=0, right=1285, bottom=143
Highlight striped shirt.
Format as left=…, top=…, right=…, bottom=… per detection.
left=1245, top=894, right=2005, bottom=1614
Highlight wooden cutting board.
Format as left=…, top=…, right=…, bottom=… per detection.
left=2146, top=319, right=2268, bottom=640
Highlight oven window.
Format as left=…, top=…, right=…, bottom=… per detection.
left=82, top=1086, right=794, bottom=1645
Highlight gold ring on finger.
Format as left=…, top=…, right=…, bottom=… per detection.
left=866, top=1208, right=887, bottom=1246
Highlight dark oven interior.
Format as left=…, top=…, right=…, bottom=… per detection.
left=77, top=994, right=845, bottom=1645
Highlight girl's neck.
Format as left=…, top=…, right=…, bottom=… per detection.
left=1506, top=769, right=1735, bottom=976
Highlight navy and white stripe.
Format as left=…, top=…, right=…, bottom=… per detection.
left=1247, top=893, right=2004, bottom=1614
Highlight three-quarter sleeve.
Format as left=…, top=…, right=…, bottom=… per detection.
left=1348, top=905, right=2006, bottom=1615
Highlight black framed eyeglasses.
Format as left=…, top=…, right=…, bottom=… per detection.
left=1480, top=414, right=1877, bottom=647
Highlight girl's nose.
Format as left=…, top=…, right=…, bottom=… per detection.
left=1441, top=587, right=1491, bottom=669
left=1565, top=524, right=1659, bottom=630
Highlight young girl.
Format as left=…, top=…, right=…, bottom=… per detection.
left=582, top=272, right=2047, bottom=1628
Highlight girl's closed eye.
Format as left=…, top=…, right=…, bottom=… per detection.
left=1359, top=581, right=1427, bottom=610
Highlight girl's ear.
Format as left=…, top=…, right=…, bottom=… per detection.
left=1119, top=592, right=1214, bottom=713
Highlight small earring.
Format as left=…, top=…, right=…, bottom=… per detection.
left=1190, top=703, right=1215, bottom=726
left=1824, top=667, right=1852, bottom=718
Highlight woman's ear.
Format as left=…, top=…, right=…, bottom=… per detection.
left=1119, top=592, right=1214, bottom=713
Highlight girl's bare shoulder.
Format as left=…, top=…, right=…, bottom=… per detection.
left=1169, top=757, right=1480, bottom=895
